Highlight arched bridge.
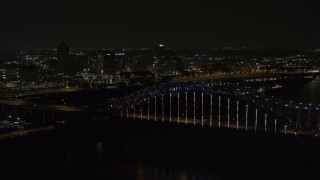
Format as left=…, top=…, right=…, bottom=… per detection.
left=110, top=80, right=320, bottom=137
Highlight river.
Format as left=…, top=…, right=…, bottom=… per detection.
left=267, top=78, right=320, bottom=104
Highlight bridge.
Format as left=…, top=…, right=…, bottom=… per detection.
left=111, top=79, right=320, bottom=137
left=172, top=71, right=320, bottom=82
left=1, top=72, right=320, bottom=136
left=0, top=98, right=84, bottom=124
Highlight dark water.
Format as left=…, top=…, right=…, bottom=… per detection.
left=1, top=119, right=319, bottom=180
left=0, top=130, right=239, bottom=180
left=269, top=79, right=320, bottom=104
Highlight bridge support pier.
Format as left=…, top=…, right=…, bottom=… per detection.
left=148, top=98, right=150, bottom=121
left=236, top=101, right=239, bottom=130
left=177, top=92, right=179, bottom=124
left=162, top=94, right=164, bottom=123
left=304, top=108, right=311, bottom=135
left=274, top=119, right=277, bottom=134
left=127, top=107, right=129, bottom=119
left=255, top=109, right=258, bottom=132
left=154, top=96, right=157, bottom=122
left=141, top=101, right=143, bottom=120
left=219, top=96, right=221, bottom=128
left=264, top=114, right=267, bottom=132
left=201, top=92, right=204, bottom=126
left=296, top=109, right=301, bottom=133
left=245, top=105, right=248, bottom=131
left=170, top=94, right=172, bottom=123
left=193, top=92, right=195, bottom=125
left=185, top=92, right=187, bottom=125
left=210, top=94, right=212, bottom=127
left=227, top=98, right=230, bottom=129
left=317, top=109, right=320, bottom=134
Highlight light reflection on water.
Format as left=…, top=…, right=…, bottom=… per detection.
left=275, top=79, right=320, bottom=104
left=90, top=141, right=236, bottom=180
left=120, top=161, right=224, bottom=180
left=96, top=141, right=103, bottom=160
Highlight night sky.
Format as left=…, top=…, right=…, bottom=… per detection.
left=1, top=0, right=320, bottom=50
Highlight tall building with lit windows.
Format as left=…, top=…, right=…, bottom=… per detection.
left=95, top=49, right=116, bottom=74
left=103, top=50, right=116, bottom=75
left=96, top=50, right=105, bottom=74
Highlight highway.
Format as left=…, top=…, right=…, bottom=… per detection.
left=172, top=71, right=319, bottom=82
left=0, top=125, right=56, bottom=140
left=0, top=99, right=82, bottom=112
left=1, top=87, right=82, bottom=98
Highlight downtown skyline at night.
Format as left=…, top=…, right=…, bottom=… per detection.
left=1, top=0, right=320, bottom=180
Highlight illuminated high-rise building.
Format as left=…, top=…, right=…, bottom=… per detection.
left=96, top=50, right=105, bottom=74
left=94, top=49, right=116, bottom=74
left=103, top=50, right=116, bottom=75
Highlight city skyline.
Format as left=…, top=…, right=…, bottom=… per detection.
left=0, top=0, right=320, bottom=50
left=1, top=1, right=320, bottom=178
